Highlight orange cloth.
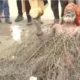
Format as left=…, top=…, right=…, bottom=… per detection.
left=64, top=3, right=80, bottom=16
left=64, top=3, right=80, bottom=25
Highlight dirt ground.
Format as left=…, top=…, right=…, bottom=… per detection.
left=0, top=1, right=80, bottom=80
left=0, top=0, right=57, bottom=51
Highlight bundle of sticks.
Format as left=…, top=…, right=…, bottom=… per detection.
left=0, top=33, right=80, bottom=80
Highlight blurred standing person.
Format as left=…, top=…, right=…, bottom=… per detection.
left=0, top=1, right=3, bottom=22
left=15, top=0, right=32, bottom=25
left=51, top=0, right=68, bottom=24
left=24, top=0, right=32, bottom=25
left=15, top=0, right=23, bottom=22
left=0, top=0, right=12, bottom=24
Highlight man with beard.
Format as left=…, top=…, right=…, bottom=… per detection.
left=35, top=3, right=80, bottom=39
left=50, top=3, right=80, bottom=37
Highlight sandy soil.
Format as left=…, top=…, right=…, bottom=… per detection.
left=0, top=0, right=62, bottom=52
left=0, top=1, right=80, bottom=80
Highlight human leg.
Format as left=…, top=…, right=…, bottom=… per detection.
left=15, top=0, right=23, bottom=22
left=0, top=0, right=3, bottom=22
left=25, top=0, right=32, bottom=25
left=51, top=0, right=59, bottom=19
left=3, top=0, right=12, bottom=24
left=60, top=0, right=68, bottom=17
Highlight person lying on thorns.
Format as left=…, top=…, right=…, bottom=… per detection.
left=36, top=3, right=80, bottom=40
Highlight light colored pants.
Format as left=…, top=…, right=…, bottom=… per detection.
left=68, top=0, right=80, bottom=7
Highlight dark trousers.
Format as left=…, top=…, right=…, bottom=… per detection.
left=43, top=0, right=48, bottom=5
left=51, top=0, right=68, bottom=19
left=16, top=0, right=48, bottom=19
left=16, top=0, right=31, bottom=20
left=25, top=0, right=31, bottom=20
left=16, top=0, right=22, bottom=16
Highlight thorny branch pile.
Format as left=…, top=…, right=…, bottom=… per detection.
left=0, top=33, right=80, bottom=80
